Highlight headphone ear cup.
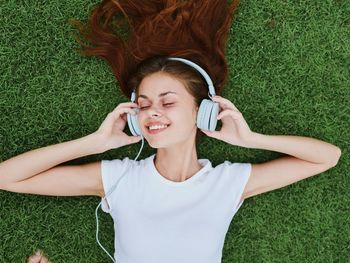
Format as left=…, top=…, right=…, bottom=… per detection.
left=196, top=99, right=219, bottom=131
left=127, top=110, right=141, bottom=136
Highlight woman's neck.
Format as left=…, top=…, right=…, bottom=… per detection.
left=154, top=149, right=203, bottom=183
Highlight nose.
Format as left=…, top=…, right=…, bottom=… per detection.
left=151, top=111, right=161, bottom=117
left=136, top=105, right=163, bottom=128
left=145, top=104, right=163, bottom=117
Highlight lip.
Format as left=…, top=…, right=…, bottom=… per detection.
left=145, top=121, right=170, bottom=127
left=146, top=124, right=169, bottom=135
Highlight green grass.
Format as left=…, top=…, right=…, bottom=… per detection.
left=0, top=0, right=349, bottom=262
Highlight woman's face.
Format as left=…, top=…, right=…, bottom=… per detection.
left=136, top=71, right=199, bottom=148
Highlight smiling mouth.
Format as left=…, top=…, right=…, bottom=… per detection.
left=146, top=124, right=170, bottom=134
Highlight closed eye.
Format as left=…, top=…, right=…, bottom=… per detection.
left=139, top=103, right=174, bottom=110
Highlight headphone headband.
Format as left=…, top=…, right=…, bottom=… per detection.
left=131, top=57, right=216, bottom=102
left=167, top=57, right=216, bottom=98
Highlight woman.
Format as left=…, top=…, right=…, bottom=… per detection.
left=1, top=0, right=341, bottom=262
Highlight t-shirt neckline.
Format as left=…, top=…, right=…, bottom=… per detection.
left=148, top=153, right=212, bottom=186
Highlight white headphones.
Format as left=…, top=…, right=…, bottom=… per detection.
left=127, top=57, right=220, bottom=135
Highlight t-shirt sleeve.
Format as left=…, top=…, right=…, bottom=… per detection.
left=223, top=161, right=252, bottom=216
left=100, top=157, right=133, bottom=213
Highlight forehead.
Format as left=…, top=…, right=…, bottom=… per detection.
left=137, top=72, right=187, bottom=100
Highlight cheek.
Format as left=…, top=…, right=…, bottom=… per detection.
left=172, top=110, right=196, bottom=128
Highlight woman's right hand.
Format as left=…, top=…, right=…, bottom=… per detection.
left=93, top=102, right=142, bottom=153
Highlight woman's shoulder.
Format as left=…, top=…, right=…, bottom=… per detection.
left=101, top=153, right=154, bottom=167
left=210, top=159, right=251, bottom=173
left=209, top=158, right=249, bottom=165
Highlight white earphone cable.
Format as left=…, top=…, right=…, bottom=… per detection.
left=95, top=134, right=144, bottom=262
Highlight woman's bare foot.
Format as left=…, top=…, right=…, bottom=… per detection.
left=27, top=250, right=51, bottom=263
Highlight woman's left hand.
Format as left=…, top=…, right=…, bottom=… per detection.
left=200, top=95, right=255, bottom=148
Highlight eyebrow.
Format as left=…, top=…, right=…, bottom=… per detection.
left=137, top=91, right=177, bottom=100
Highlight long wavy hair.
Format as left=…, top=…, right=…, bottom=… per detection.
left=68, top=0, right=240, bottom=141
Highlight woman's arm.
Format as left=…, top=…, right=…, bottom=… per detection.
left=0, top=102, right=141, bottom=196
left=205, top=95, right=341, bottom=164
left=245, top=133, right=341, bottom=165
left=0, top=133, right=101, bottom=187
left=240, top=133, right=341, bottom=200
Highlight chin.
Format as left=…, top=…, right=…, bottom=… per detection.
left=147, top=135, right=192, bottom=149
left=147, top=140, right=169, bottom=149
left=142, top=133, right=170, bottom=148
left=142, top=125, right=196, bottom=148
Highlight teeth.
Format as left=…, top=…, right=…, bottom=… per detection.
left=149, top=124, right=168, bottom=130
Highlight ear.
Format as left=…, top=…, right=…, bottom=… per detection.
left=194, top=106, right=199, bottom=124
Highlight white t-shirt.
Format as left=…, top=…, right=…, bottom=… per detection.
left=100, top=153, right=252, bottom=263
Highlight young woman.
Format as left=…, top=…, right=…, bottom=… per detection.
left=1, top=0, right=341, bottom=262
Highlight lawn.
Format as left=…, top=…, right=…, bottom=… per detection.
left=0, top=0, right=349, bottom=262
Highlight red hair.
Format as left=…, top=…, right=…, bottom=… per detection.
left=68, top=0, right=240, bottom=97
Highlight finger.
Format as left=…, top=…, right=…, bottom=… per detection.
left=131, top=135, right=142, bottom=143
left=111, top=108, right=137, bottom=119
left=99, top=108, right=136, bottom=132
left=217, top=109, right=242, bottom=120
left=212, top=96, right=240, bottom=111
left=101, top=110, right=130, bottom=127
left=114, top=102, right=139, bottom=110
left=114, top=106, right=138, bottom=115
left=200, top=129, right=221, bottom=140
left=118, top=107, right=137, bottom=115
left=121, top=114, right=128, bottom=122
